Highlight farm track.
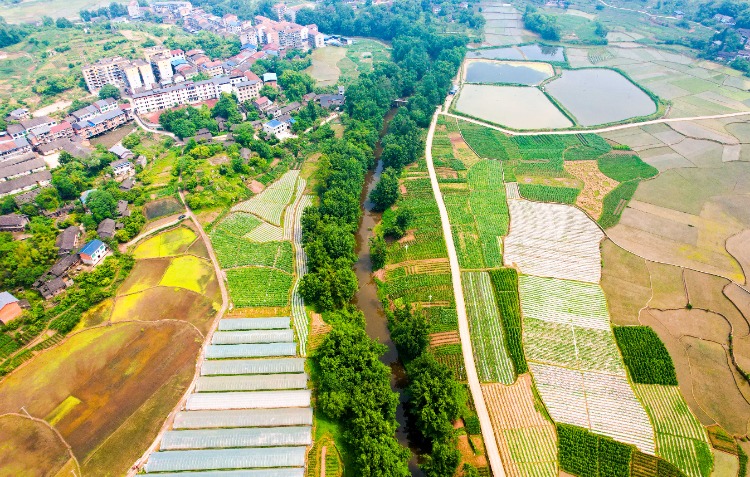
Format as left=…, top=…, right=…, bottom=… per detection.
left=128, top=190, right=229, bottom=476
left=441, top=110, right=750, bottom=136
left=425, top=108, right=507, bottom=477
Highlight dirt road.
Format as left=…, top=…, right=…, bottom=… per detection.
left=425, top=109, right=506, bottom=477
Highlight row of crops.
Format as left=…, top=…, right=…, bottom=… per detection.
left=232, top=170, right=301, bottom=226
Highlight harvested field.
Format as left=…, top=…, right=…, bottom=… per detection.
left=600, top=240, right=651, bottom=326
left=0, top=322, right=201, bottom=470
left=727, top=230, right=750, bottom=285
left=144, top=197, right=184, bottom=221
left=645, top=261, right=687, bottom=309
left=481, top=376, right=558, bottom=477
left=0, top=414, right=72, bottom=477
left=305, top=46, right=346, bottom=86
left=563, top=160, right=618, bottom=219
left=684, top=270, right=750, bottom=371
left=111, top=286, right=217, bottom=334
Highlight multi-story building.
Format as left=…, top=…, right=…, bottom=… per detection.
left=200, top=60, right=225, bottom=77
left=72, top=108, right=132, bottom=139
left=131, top=76, right=260, bottom=114
left=308, top=25, right=326, bottom=48
left=0, top=136, right=31, bottom=160
left=151, top=53, right=174, bottom=82
left=253, top=16, right=324, bottom=51
left=27, top=122, right=74, bottom=146
left=144, top=45, right=171, bottom=62
left=122, top=61, right=144, bottom=90
left=82, top=57, right=130, bottom=93
left=233, top=80, right=261, bottom=103
left=239, top=27, right=257, bottom=46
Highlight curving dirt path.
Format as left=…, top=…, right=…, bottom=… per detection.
left=425, top=108, right=507, bottom=477
left=441, top=110, right=750, bottom=137
left=127, top=190, right=229, bottom=476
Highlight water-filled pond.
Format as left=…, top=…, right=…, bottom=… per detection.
left=455, top=84, right=572, bottom=129
left=546, top=69, right=657, bottom=126
left=467, top=44, right=565, bottom=62
left=465, top=60, right=553, bottom=86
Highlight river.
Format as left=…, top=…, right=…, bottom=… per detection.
left=353, top=108, right=425, bottom=476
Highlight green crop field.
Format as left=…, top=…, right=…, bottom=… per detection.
left=598, top=180, right=641, bottom=229
left=462, top=272, right=516, bottom=384
left=226, top=267, right=293, bottom=308
left=598, top=154, right=659, bottom=183
left=214, top=213, right=262, bottom=237
left=634, top=385, right=712, bottom=477
left=518, top=184, right=580, bottom=204
left=488, top=269, right=527, bottom=374
left=211, top=231, right=293, bottom=272
left=613, top=326, right=678, bottom=385
left=557, top=424, right=633, bottom=477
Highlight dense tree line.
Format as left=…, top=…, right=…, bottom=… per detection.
left=0, top=17, right=27, bottom=48
left=80, top=2, right=128, bottom=22
left=294, top=1, right=467, bottom=474
left=523, top=6, right=561, bottom=41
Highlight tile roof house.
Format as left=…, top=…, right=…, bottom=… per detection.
left=119, top=177, right=135, bottom=191
left=0, top=213, right=28, bottom=232
left=0, top=291, right=22, bottom=325
left=109, top=144, right=135, bottom=160
left=56, top=225, right=81, bottom=255
left=97, top=218, right=117, bottom=239
left=117, top=200, right=131, bottom=217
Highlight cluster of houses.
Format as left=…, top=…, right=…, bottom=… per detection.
left=0, top=99, right=134, bottom=198
left=84, top=9, right=328, bottom=97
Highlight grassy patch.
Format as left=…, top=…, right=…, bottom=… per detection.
left=598, top=154, right=659, bottom=182
left=598, top=180, right=640, bottom=229
left=133, top=227, right=197, bottom=259
left=211, top=231, right=294, bottom=271
left=45, top=395, right=82, bottom=426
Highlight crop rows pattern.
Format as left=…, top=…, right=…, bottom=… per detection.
left=226, top=267, right=294, bottom=308
left=232, top=170, right=300, bottom=226
left=634, top=384, right=712, bottom=477
left=211, top=232, right=294, bottom=272
left=505, top=200, right=603, bottom=283
left=482, top=377, right=558, bottom=477
left=291, top=194, right=313, bottom=356
left=530, top=363, right=656, bottom=453
left=462, top=272, right=515, bottom=384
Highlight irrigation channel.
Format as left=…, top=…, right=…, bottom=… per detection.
left=353, top=107, right=426, bottom=476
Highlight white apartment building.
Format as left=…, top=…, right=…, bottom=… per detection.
left=132, top=76, right=240, bottom=114
left=82, top=57, right=130, bottom=93
left=151, top=53, right=174, bottom=81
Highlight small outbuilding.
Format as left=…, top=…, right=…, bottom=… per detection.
left=0, top=291, right=22, bottom=325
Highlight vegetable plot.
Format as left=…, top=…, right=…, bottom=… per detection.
left=232, top=170, right=299, bottom=226
left=634, top=384, right=712, bottom=477
left=462, top=271, right=516, bottom=384
left=226, top=267, right=294, bottom=308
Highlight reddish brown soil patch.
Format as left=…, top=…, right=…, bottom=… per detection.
left=397, top=230, right=416, bottom=244
left=112, top=286, right=217, bottom=334
left=430, top=331, right=460, bottom=346
left=457, top=434, right=487, bottom=469
left=249, top=180, right=266, bottom=194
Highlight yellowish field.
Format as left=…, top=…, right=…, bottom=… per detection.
left=133, top=226, right=198, bottom=259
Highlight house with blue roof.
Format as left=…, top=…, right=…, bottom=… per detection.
left=0, top=291, right=22, bottom=325
left=262, top=73, right=278, bottom=84
left=263, top=119, right=289, bottom=137
left=79, top=239, right=108, bottom=266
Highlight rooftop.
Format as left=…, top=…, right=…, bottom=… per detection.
left=80, top=239, right=105, bottom=256
left=0, top=291, right=18, bottom=309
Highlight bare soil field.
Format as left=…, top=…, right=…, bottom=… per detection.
left=0, top=414, right=72, bottom=477
left=645, top=261, right=687, bottom=309
left=727, top=230, right=750, bottom=285
left=0, top=322, right=201, bottom=470
left=118, top=258, right=171, bottom=295
left=640, top=309, right=750, bottom=435
left=600, top=239, right=651, bottom=326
